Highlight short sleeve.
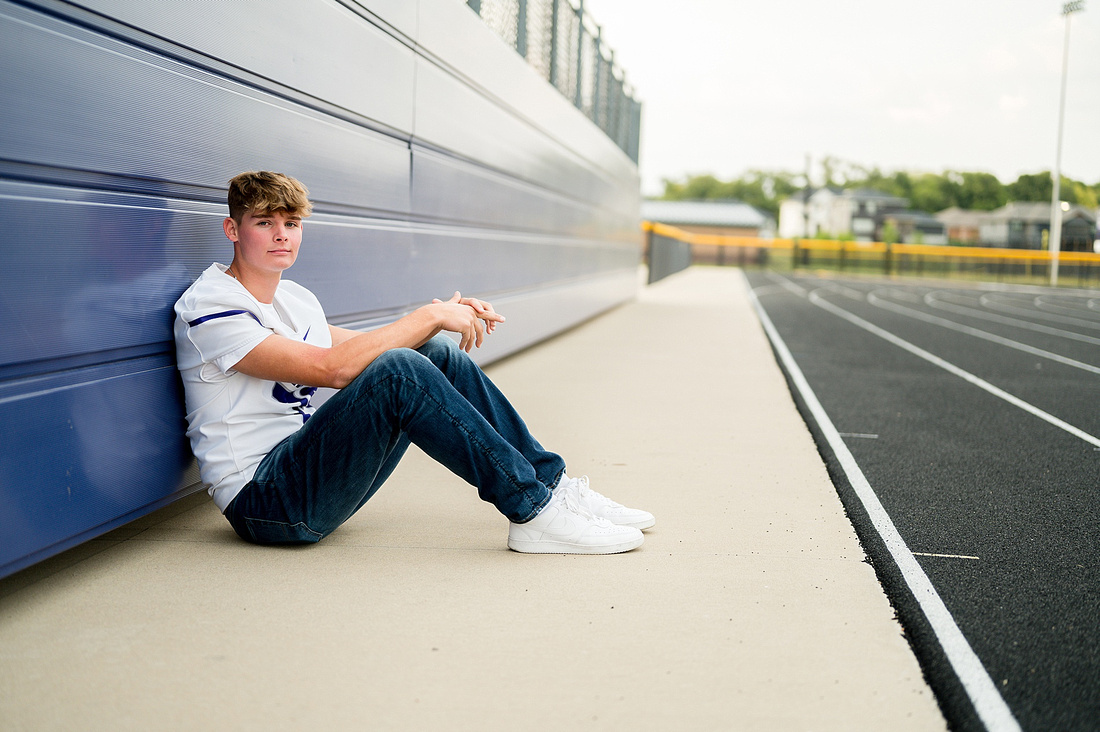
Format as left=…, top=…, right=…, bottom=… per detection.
left=177, top=294, right=272, bottom=379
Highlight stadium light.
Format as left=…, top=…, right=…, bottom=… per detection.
left=1049, top=0, right=1085, bottom=286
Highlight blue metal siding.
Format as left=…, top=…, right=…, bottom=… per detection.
left=0, top=0, right=641, bottom=576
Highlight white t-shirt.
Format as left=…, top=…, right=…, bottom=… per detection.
left=173, top=263, right=331, bottom=511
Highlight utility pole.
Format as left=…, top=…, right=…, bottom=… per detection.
left=1050, top=0, right=1085, bottom=286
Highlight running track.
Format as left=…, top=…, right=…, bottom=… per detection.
left=745, top=270, right=1099, bottom=732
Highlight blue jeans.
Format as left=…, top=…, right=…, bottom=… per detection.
left=225, top=336, right=563, bottom=544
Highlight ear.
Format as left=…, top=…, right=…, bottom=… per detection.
left=223, top=216, right=238, bottom=243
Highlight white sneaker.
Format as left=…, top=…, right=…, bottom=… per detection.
left=558, top=474, right=655, bottom=531
left=508, top=486, right=644, bottom=554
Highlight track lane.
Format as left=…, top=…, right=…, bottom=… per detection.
left=745, top=270, right=1100, bottom=732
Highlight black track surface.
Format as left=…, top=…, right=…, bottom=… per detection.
left=745, top=270, right=1099, bottom=732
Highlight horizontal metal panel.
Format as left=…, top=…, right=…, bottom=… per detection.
left=65, top=0, right=417, bottom=134
left=463, top=267, right=640, bottom=366
left=0, top=3, right=411, bottom=214
left=407, top=226, right=640, bottom=305
left=0, top=182, right=227, bottom=372
left=413, top=59, right=619, bottom=210
left=345, top=0, right=419, bottom=41
left=0, top=359, right=191, bottom=574
left=416, top=0, right=640, bottom=199
left=411, top=145, right=606, bottom=237
left=0, top=180, right=634, bottom=373
left=288, top=217, right=417, bottom=321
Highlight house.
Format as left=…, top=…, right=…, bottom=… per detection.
left=979, top=202, right=1097, bottom=251
left=935, top=207, right=985, bottom=244
left=884, top=211, right=947, bottom=245
left=778, top=187, right=841, bottom=238
left=779, top=187, right=910, bottom=241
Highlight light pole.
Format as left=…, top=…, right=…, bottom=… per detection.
left=1049, top=0, right=1085, bottom=286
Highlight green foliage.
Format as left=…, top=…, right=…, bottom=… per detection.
left=1075, top=183, right=1099, bottom=210
left=660, top=170, right=798, bottom=218
left=881, top=220, right=899, bottom=245
left=957, top=172, right=1008, bottom=210
left=659, top=161, right=1099, bottom=219
left=1007, top=172, right=1052, bottom=202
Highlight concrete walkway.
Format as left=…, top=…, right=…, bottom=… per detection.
left=0, top=267, right=946, bottom=731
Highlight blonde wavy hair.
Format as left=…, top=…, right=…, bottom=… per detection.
left=227, top=171, right=313, bottom=223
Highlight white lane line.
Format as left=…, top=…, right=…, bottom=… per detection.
left=1033, top=294, right=1097, bottom=317
left=978, top=293, right=1100, bottom=331
left=839, top=432, right=880, bottom=439
left=867, top=291, right=1100, bottom=375
left=913, top=552, right=981, bottom=560
left=767, top=272, right=809, bottom=297
left=808, top=289, right=1100, bottom=449
left=751, top=283, right=796, bottom=298
left=924, top=292, right=1100, bottom=347
left=744, top=273, right=1022, bottom=732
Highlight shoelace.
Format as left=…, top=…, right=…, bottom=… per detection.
left=572, top=475, right=623, bottom=509
left=558, top=476, right=614, bottom=527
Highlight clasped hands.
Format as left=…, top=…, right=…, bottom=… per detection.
left=428, top=291, right=505, bottom=352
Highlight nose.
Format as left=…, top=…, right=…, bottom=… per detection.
left=274, top=225, right=289, bottom=242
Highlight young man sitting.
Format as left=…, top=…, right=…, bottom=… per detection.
left=173, top=171, right=654, bottom=554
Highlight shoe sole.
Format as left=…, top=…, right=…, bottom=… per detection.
left=507, top=534, right=644, bottom=555
left=619, top=516, right=655, bottom=531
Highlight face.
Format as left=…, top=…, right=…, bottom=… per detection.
left=223, top=209, right=303, bottom=275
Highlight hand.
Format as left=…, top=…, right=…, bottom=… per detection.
left=428, top=292, right=506, bottom=352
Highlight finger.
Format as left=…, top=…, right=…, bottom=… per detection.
left=449, top=291, right=462, bottom=303
left=474, top=315, right=485, bottom=348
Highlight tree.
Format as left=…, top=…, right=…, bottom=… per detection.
left=658, top=163, right=1099, bottom=225
left=660, top=171, right=798, bottom=219
left=1007, top=172, right=1052, bottom=202
left=956, top=172, right=1007, bottom=211
left=909, top=173, right=958, bottom=213
left=881, top=220, right=899, bottom=245
left=1074, top=182, right=1099, bottom=210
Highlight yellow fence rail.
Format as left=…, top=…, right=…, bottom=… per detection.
left=642, top=220, right=1100, bottom=287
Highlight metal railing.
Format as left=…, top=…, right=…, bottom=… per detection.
left=467, top=0, right=641, bottom=162
left=643, top=221, right=1100, bottom=288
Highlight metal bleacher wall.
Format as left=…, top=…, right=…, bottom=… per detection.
left=0, top=0, right=642, bottom=576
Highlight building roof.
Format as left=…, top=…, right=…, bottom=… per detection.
left=983, top=202, right=1096, bottom=224
left=641, top=199, right=772, bottom=228
left=841, top=188, right=909, bottom=206
left=935, top=207, right=987, bottom=227
left=886, top=211, right=944, bottom=226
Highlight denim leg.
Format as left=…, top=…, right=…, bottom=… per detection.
left=226, top=344, right=554, bottom=544
left=415, top=336, right=566, bottom=489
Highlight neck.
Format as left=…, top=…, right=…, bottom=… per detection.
left=226, top=260, right=280, bottom=304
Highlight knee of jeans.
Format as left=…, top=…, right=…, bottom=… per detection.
left=241, top=517, right=324, bottom=545
left=371, top=347, right=431, bottom=375
left=418, top=334, right=460, bottom=363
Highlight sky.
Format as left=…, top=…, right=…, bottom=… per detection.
left=579, top=0, right=1100, bottom=197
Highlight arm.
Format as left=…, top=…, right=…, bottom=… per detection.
left=234, top=292, right=503, bottom=389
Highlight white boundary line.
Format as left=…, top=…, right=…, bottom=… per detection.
left=744, top=272, right=1022, bottom=732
